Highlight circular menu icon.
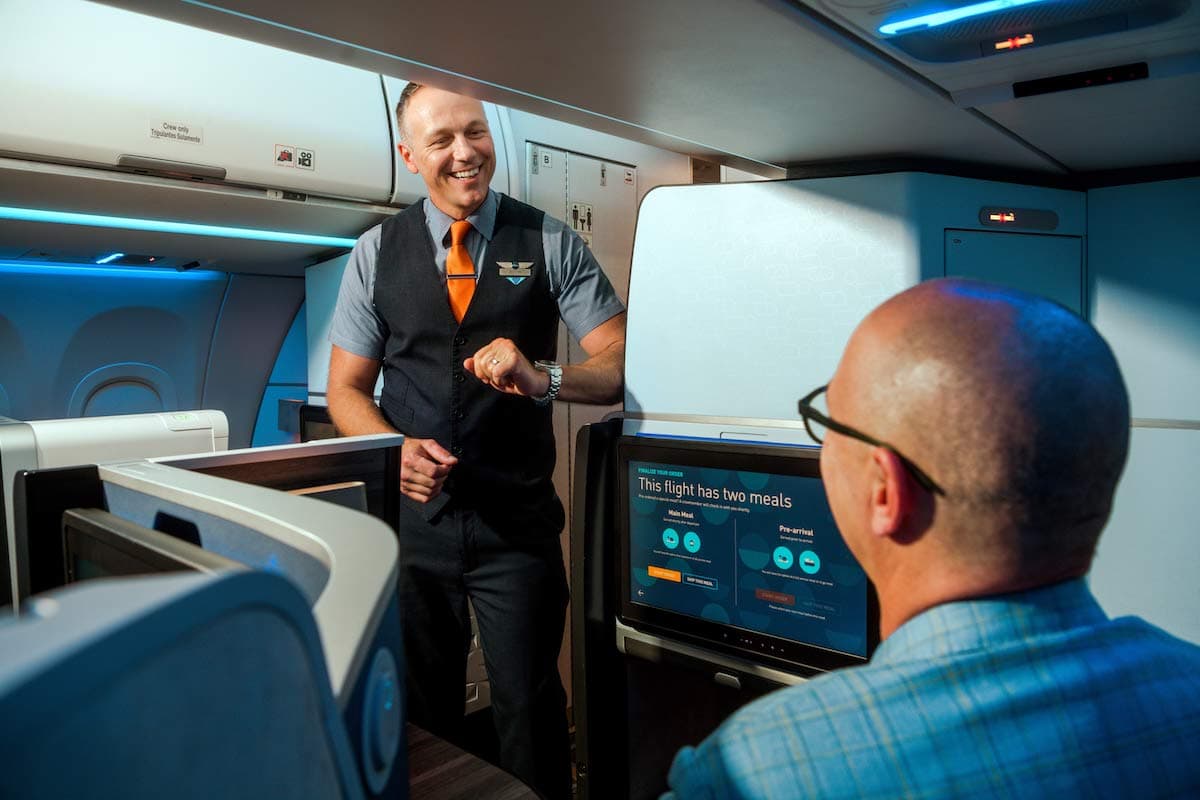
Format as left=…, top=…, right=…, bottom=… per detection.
left=662, top=528, right=680, bottom=549
left=683, top=531, right=702, bottom=553
left=773, top=546, right=794, bottom=570
left=799, top=550, right=821, bottom=574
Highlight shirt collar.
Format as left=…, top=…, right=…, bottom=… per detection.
left=424, top=190, right=499, bottom=246
left=871, top=579, right=1108, bottom=665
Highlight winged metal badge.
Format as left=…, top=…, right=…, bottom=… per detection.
left=497, top=261, right=534, bottom=285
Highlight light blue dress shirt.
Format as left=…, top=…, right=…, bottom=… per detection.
left=665, top=579, right=1200, bottom=799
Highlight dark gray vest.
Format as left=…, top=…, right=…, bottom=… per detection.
left=374, top=196, right=563, bottom=537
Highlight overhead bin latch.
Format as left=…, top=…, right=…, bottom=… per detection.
left=117, top=155, right=227, bottom=182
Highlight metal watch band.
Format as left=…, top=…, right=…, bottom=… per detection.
left=532, top=360, right=562, bottom=406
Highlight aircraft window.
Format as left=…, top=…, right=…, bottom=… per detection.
left=67, top=362, right=177, bottom=417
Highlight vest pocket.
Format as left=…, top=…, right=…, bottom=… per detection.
left=379, top=386, right=415, bottom=427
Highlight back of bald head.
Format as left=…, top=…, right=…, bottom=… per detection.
left=852, top=278, right=1129, bottom=575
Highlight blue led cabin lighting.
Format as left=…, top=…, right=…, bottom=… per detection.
left=0, top=205, right=358, bottom=248
left=0, top=261, right=226, bottom=280
left=95, top=252, right=125, bottom=265
left=879, top=0, right=1051, bottom=36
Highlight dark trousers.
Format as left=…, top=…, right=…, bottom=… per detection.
left=396, top=503, right=571, bottom=800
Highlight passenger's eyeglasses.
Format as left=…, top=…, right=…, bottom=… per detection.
left=797, top=384, right=945, bottom=496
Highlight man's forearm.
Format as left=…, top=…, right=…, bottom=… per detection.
left=557, top=340, right=625, bottom=405
left=327, top=384, right=397, bottom=436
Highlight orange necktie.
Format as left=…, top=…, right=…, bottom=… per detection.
left=446, top=220, right=476, bottom=323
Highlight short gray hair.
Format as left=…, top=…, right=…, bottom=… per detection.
left=395, top=82, right=425, bottom=143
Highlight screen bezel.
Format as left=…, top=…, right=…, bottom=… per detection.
left=160, top=437, right=400, bottom=532
left=63, top=507, right=246, bottom=580
left=616, top=435, right=879, bottom=676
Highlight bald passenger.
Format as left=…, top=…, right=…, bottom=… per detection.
left=665, top=279, right=1200, bottom=799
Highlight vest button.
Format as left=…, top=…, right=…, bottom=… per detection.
left=451, top=445, right=463, bottom=455
left=454, top=335, right=467, bottom=346
left=457, top=410, right=466, bottom=420
left=455, top=372, right=466, bottom=383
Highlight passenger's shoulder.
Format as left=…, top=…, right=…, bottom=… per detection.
left=720, top=668, right=875, bottom=736
left=1106, top=616, right=1200, bottom=659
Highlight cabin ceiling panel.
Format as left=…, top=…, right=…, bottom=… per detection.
left=793, top=0, right=1200, bottom=171
left=94, top=0, right=1064, bottom=174
left=0, top=160, right=389, bottom=238
left=0, top=217, right=340, bottom=277
left=0, top=158, right=387, bottom=276
left=0, top=217, right=328, bottom=276
left=974, top=72, right=1200, bottom=171
left=801, top=0, right=1200, bottom=91
left=906, top=24, right=1200, bottom=95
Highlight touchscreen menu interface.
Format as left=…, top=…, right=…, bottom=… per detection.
left=625, top=451, right=870, bottom=660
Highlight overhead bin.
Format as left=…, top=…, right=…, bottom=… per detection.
left=0, top=0, right=393, bottom=204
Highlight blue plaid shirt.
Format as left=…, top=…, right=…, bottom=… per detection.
left=665, top=580, right=1200, bottom=799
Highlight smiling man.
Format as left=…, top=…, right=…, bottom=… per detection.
left=326, top=84, right=626, bottom=800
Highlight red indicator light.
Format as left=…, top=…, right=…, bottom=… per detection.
left=988, top=212, right=1016, bottom=223
left=995, top=33, right=1034, bottom=51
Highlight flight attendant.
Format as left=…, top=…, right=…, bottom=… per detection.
left=327, top=83, right=626, bottom=800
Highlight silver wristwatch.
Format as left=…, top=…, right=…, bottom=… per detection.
left=532, top=360, right=562, bottom=406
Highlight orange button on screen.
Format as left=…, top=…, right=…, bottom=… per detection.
left=754, top=588, right=795, bottom=606
left=648, top=565, right=682, bottom=583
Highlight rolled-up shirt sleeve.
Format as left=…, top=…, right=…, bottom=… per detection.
left=329, top=224, right=387, bottom=361
left=543, top=215, right=625, bottom=342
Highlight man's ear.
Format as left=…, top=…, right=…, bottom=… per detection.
left=868, top=447, right=915, bottom=539
left=398, top=143, right=419, bottom=175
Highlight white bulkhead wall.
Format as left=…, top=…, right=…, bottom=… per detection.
left=624, top=173, right=1085, bottom=430
left=1086, top=177, right=1200, bottom=645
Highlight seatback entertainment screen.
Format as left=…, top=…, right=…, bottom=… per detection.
left=617, top=436, right=877, bottom=675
